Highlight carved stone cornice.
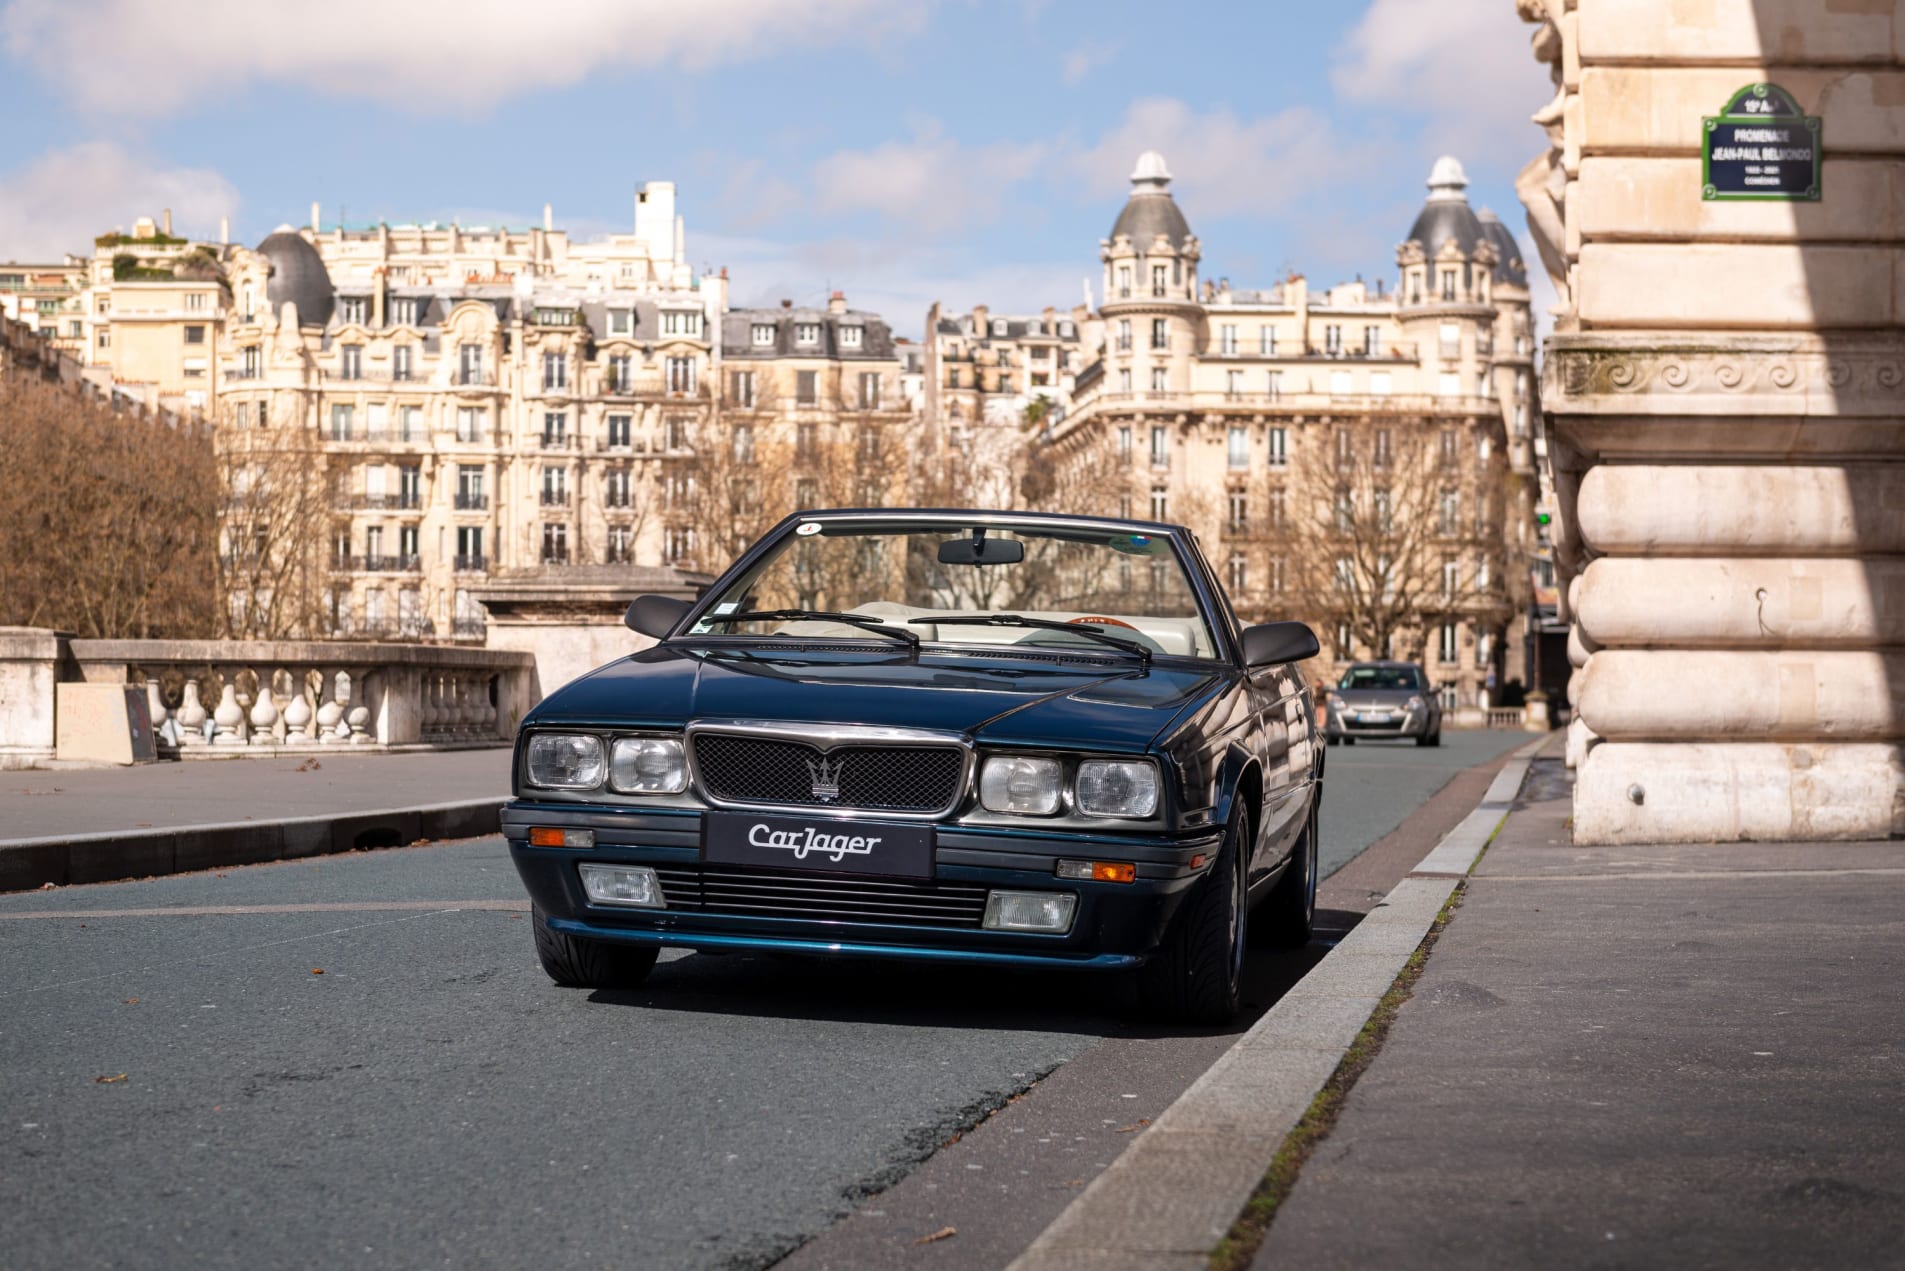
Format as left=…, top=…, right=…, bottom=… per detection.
left=1543, top=334, right=1905, bottom=418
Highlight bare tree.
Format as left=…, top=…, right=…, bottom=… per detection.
left=215, top=395, right=341, bottom=638
left=0, top=372, right=217, bottom=637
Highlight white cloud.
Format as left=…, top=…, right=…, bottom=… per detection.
left=0, top=141, right=239, bottom=260
left=3, top=0, right=921, bottom=117
left=1331, top=0, right=1552, bottom=166
left=810, top=126, right=1046, bottom=233
left=1060, top=41, right=1118, bottom=86
left=1067, top=97, right=1373, bottom=220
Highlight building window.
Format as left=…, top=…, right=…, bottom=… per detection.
left=1443, top=557, right=1459, bottom=599
left=795, top=323, right=820, bottom=345
left=607, top=525, right=633, bottom=564
left=185, top=292, right=207, bottom=312
left=1266, top=427, right=1287, bottom=468
left=729, top=370, right=755, bottom=408
left=1228, top=427, right=1248, bottom=470
left=456, top=466, right=485, bottom=510
left=1228, top=490, right=1248, bottom=532
left=665, top=356, right=696, bottom=393
left=1439, top=622, right=1459, bottom=664
left=1440, top=270, right=1458, bottom=302
left=455, top=407, right=483, bottom=443
left=398, top=464, right=421, bottom=509
left=732, top=422, right=755, bottom=464
left=607, top=413, right=632, bottom=448
left=1151, top=318, right=1168, bottom=350
left=752, top=323, right=776, bottom=347
left=398, top=524, right=420, bottom=567
left=1373, top=487, right=1393, bottom=532
left=1267, top=370, right=1283, bottom=399
left=1227, top=369, right=1244, bottom=398
left=339, top=297, right=366, bottom=324
left=1374, top=429, right=1393, bottom=470
left=797, top=423, right=817, bottom=460
left=1228, top=553, right=1247, bottom=593
left=183, top=324, right=205, bottom=345
left=1439, top=488, right=1459, bottom=535
left=1118, top=368, right=1132, bottom=393
left=329, top=404, right=353, bottom=440
left=1151, top=366, right=1167, bottom=393
left=1220, top=324, right=1237, bottom=355
left=1440, top=428, right=1459, bottom=469
left=1150, top=487, right=1168, bottom=520
left=1270, top=556, right=1285, bottom=594
left=1260, top=327, right=1276, bottom=356
left=458, top=344, right=484, bottom=385
left=1335, top=427, right=1353, bottom=471
left=1117, top=426, right=1132, bottom=460
left=1325, top=325, right=1342, bottom=355
left=841, top=325, right=863, bottom=349
left=340, top=345, right=362, bottom=380
left=542, top=352, right=567, bottom=391
left=1116, top=319, right=1131, bottom=352
left=99, top=330, right=111, bottom=350
left=859, top=372, right=881, bottom=408
left=665, top=527, right=694, bottom=564
left=392, top=345, right=412, bottom=381
left=1151, top=264, right=1168, bottom=297
left=542, top=523, right=569, bottom=564
left=797, top=370, right=818, bottom=405
left=608, top=309, right=632, bottom=336
left=1150, top=426, right=1168, bottom=467
left=666, top=417, right=690, bottom=451
left=390, top=298, right=417, bottom=326
left=605, top=354, right=631, bottom=393
left=1117, top=265, right=1131, bottom=298
left=1364, top=326, right=1381, bottom=355
left=542, top=466, right=569, bottom=506
left=455, top=526, right=484, bottom=569
left=542, top=412, right=567, bottom=447
left=661, top=310, right=701, bottom=337
left=605, top=468, right=632, bottom=508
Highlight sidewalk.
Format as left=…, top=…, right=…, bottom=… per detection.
left=0, top=749, right=511, bottom=890
left=1253, top=755, right=1905, bottom=1268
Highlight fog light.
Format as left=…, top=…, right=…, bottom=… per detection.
left=529, top=827, right=595, bottom=848
left=982, top=890, right=1077, bottom=933
left=1056, top=860, right=1137, bottom=883
left=578, top=863, right=664, bottom=908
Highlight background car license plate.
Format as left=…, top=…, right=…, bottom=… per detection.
left=702, top=811, right=934, bottom=880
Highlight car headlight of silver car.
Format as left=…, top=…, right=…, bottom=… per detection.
left=1406, top=695, right=1425, bottom=711
left=1074, top=759, right=1160, bottom=818
left=609, top=736, right=688, bottom=794
left=979, top=755, right=1063, bottom=815
left=526, top=733, right=605, bottom=790
left=1329, top=694, right=1347, bottom=713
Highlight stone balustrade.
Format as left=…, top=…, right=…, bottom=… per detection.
left=0, top=629, right=535, bottom=766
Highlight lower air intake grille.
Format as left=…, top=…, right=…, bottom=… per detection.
left=651, top=865, right=989, bottom=928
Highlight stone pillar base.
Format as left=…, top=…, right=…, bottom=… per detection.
left=1575, top=742, right=1905, bottom=845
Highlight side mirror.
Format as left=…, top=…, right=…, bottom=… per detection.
left=1241, top=621, right=1320, bottom=668
left=625, top=594, right=691, bottom=639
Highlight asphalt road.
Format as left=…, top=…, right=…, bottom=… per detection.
left=0, top=731, right=1530, bottom=1271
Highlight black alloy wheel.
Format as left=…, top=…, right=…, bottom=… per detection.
left=1254, top=798, right=1318, bottom=948
left=532, top=905, right=660, bottom=989
left=1136, top=807, right=1248, bottom=1024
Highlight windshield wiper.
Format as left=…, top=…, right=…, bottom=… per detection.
left=913, top=614, right=1150, bottom=663
left=708, top=609, right=919, bottom=647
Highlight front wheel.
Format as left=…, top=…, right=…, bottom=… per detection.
left=532, top=905, right=660, bottom=989
left=1136, top=809, right=1248, bottom=1024
left=1253, top=799, right=1318, bottom=949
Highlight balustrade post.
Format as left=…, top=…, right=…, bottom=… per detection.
left=346, top=668, right=372, bottom=744
left=282, top=669, right=315, bottom=744
left=176, top=678, right=209, bottom=746
left=317, top=670, right=348, bottom=744
left=211, top=679, right=247, bottom=745
left=248, top=666, right=281, bottom=746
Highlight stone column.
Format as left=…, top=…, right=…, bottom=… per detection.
left=1517, top=0, right=1905, bottom=843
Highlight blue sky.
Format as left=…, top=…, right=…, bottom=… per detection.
left=0, top=0, right=1556, bottom=337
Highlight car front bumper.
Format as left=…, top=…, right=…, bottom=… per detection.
left=503, top=802, right=1222, bottom=970
left=1327, top=706, right=1433, bottom=739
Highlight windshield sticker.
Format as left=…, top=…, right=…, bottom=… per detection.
left=712, top=602, right=738, bottom=615
left=795, top=521, right=823, bottom=536
left=1108, top=534, right=1163, bottom=555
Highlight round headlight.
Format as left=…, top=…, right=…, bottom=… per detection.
left=1075, top=760, right=1159, bottom=818
left=609, top=737, right=688, bottom=794
left=526, top=733, right=604, bottom=790
left=979, top=755, right=1062, bottom=815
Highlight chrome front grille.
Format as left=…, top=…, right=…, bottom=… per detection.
left=691, top=732, right=965, bottom=814
left=651, top=865, right=989, bottom=928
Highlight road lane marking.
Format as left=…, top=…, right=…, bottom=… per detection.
left=0, top=900, right=529, bottom=920
left=1479, top=868, right=1905, bottom=883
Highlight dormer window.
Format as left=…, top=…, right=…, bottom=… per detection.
left=1026, top=320, right=1042, bottom=335
left=608, top=309, right=632, bottom=335
left=661, top=310, right=701, bottom=337
left=991, top=319, right=1007, bottom=337
left=389, top=297, right=417, bottom=326
left=795, top=323, right=820, bottom=345
left=840, top=325, right=863, bottom=349
left=339, top=296, right=367, bottom=325
left=752, top=323, right=776, bottom=347
left=1059, top=321, right=1074, bottom=337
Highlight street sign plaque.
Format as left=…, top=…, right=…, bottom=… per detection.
left=1703, top=82, right=1821, bottom=201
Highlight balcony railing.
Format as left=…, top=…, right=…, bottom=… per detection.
left=454, top=493, right=489, bottom=511
left=539, top=434, right=574, bottom=450
left=539, top=491, right=570, bottom=507
left=453, top=554, right=488, bottom=572
left=450, top=618, right=488, bottom=640
left=454, top=369, right=495, bottom=387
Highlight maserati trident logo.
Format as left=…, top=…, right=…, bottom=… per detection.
left=806, top=754, right=843, bottom=802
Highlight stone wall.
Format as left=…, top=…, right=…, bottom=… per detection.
left=1518, top=0, right=1905, bottom=842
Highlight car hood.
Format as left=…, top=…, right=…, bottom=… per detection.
left=525, top=643, right=1230, bottom=753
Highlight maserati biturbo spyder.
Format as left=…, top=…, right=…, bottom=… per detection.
left=504, top=509, right=1323, bottom=1022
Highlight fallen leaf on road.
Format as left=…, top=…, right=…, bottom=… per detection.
left=123, top=998, right=139, bottom=1005
left=310, top=968, right=325, bottom=975
left=39, top=882, right=56, bottom=890
left=94, top=1074, right=127, bottom=1084
left=1061, top=1178, right=1085, bottom=1188
left=913, top=1227, right=956, bottom=1245
left=1115, top=1119, right=1151, bottom=1133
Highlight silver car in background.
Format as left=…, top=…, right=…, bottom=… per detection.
left=1324, top=661, right=1442, bottom=747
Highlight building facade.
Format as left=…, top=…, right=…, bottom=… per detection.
left=1043, top=152, right=1541, bottom=713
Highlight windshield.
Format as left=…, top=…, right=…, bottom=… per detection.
left=692, top=520, right=1219, bottom=660
left=1339, top=665, right=1424, bottom=691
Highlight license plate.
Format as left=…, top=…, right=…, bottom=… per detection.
left=1358, top=712, right=1390, bottom=723
left=702, top=810, right=934, bottom=880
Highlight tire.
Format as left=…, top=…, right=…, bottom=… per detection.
left=1136, top=809, right=1248, bottom=1025
left=1326, top=734, right=1339, bottom=747
left=1342, top=736, right=1357, bottom=746
left=532, top=905, right=660, bottom=989
left=1254, top=798, right=1318, bottom=949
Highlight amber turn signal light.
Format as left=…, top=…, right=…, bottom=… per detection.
left=528, top=827, right=594, bottom=848
left=1055, top=859, right=1137, bottom=884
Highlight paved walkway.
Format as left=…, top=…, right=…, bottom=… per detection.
left=1254, top=755, right=1905, bottom=1269
left=0, top=749, right=511, bottom=843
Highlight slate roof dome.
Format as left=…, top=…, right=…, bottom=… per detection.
left=1404, top=154, right=1484, bottom=260
left=1477, top=209, right=1528, bottom=285
left=256, top=226, right=334, bottom=327
left=1110, top=150, right=1193, bottom=251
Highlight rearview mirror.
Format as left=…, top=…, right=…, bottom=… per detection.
left=1241, top=621, right=1320, bottom=668
left=937, top=537, right=1025, bottom=566
left=625, top=594, right=691, bottom=639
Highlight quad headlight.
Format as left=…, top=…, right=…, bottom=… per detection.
left=1075, top=760, right=1159, bottom=818
left=609, top=736, right=688, bottom=794
left=980, top=755, right=1062, bottom=815
left=525, top=733, right=604, bottom=789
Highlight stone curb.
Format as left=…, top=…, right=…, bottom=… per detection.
left=1006, top=735, right=1548, bottom=1271
left=0, top=799, right=505, bottom=893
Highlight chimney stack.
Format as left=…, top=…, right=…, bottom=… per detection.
left=162, top=208, right=172, bottom=236
left=311, top=201, right=321, bottom=233
left=219, top=216, right=229, bottom=244
left=828, top=290, right=846, bottom=315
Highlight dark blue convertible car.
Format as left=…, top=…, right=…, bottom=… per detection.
left=504, top=509, right=1323, bottom=1022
